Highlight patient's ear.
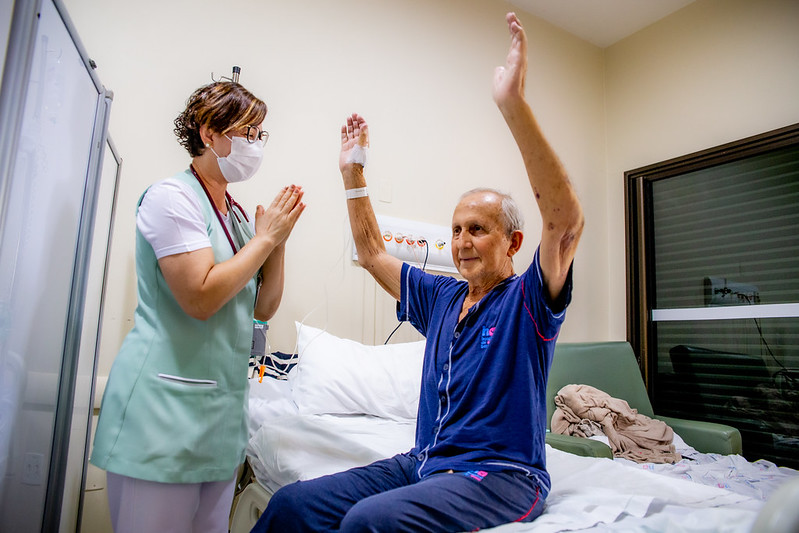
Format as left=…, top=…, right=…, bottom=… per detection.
left=507, top=231, right=523, bottom=257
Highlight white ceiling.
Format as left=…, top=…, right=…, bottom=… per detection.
left=508, top=0, right=696, bottom=48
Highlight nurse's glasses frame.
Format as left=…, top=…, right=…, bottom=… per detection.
left=245, top=125, right=269, bottom=146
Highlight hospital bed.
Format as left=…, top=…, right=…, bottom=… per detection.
left=230, top=325, right=799, bottom=533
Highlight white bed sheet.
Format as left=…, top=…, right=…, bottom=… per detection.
left=245, top=378, right=796, bottom=532
left=588, top=434, right=799, bottom=502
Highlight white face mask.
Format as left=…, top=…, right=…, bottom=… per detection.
left=209, top=135, right=264, bottom=183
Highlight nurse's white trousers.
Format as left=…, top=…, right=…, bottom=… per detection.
left=106, top=470, right=236, bottom=533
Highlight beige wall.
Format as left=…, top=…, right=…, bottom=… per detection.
left=64, top=0, right=606, bottom=367
left=603, top=0, right=799, bottom=337
left=62, top=0, right=799, bottom=365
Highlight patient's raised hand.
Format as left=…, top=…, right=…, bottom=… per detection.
left=339, top=113, right=369, bottom=173
left=493, top=12, right=528, bottom=108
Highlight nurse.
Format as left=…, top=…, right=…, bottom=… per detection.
left=91, top=79, right=305, bottom=532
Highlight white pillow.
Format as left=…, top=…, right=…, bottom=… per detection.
left=289, top=323, right=425, bottom=421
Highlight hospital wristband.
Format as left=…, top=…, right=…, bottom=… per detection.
left=345, top=187, right=369, bottom=199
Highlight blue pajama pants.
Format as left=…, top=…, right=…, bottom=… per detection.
left=250, top=453, right=545, bottom=533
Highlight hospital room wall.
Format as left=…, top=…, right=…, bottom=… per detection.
left=602, top=0, right=799, bottom=338
left=61, top=0, right=799, bottom=363
left=62, top=0, right=607, bottom=362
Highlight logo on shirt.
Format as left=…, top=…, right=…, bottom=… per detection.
left=480, top=326, right=495, bottom=349
left=462, top=470, right=488, bottom=481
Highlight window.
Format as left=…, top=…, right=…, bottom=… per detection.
left=625, top=123, right=799, bottom=468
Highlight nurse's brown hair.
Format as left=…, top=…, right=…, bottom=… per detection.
left=174, top=81, right=267, bottom=157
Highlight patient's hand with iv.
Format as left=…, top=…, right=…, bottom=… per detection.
left=337, top=111, right=403, bottom=300
left=340, top=113, right=369, bottom=173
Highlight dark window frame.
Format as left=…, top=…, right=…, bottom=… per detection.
left=624, top=122, right=799, bottom=393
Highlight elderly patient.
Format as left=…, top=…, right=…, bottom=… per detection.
left=252, top=12, right=583, bottom=533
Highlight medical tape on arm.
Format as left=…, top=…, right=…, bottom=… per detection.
left=345, top=144, right=369, bottom=199
left=346, top=144, right=368, bottom=167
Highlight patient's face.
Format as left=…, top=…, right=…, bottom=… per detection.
left=451, top=192, right=514, bottom=288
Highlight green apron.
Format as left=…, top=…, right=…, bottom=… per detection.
left=91, top=169, right=257, bottom=483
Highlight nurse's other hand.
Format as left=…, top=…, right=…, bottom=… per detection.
left=255, top=185, right=305, bottom=245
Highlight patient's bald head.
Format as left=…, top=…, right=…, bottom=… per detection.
left=457, top=188, right=524, bottom=236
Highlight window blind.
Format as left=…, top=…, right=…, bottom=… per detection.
left=649, top=144, right=799, bottom=468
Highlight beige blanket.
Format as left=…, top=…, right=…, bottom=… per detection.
left=552, top=384, right=681, bottom=464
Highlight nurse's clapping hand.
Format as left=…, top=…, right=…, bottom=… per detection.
left=255, top=185, right=306, bottom=246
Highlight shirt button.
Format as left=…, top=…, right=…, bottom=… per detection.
left=443, top=363, right=449, bottom=371
left=454, top=332, right=460, bottom=339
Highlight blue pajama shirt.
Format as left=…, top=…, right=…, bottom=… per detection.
left=253, top=247, right=572, bottom=532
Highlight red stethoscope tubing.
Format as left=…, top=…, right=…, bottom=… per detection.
left=190, top=164, right=249, bottom=255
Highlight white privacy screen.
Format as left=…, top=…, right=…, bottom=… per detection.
left=0, top=0, right=107, bottom=530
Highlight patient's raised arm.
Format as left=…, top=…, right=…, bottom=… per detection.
left=493, top=12, right=584, bottom=302
left=339, top=113, right=403, bottom=300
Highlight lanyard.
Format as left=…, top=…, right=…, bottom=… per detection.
left=189, top=165, right=248, bottom=255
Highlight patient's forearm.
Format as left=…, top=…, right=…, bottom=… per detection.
left=500, top=96, right=584, bottom=298
left=343, top=166, right=385, bottom=263
left=341, top=166, right=401, bottom=299
left=499, top=97, right=582, bottom=234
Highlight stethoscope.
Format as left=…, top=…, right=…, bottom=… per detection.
left=189, top=164, right=249, bottom=255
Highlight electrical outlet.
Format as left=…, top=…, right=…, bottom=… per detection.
left=704, top=277, right=760, bottom=306
left=22, top=453, right=44, bottom=485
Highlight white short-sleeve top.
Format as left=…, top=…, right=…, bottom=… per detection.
left=137, top=177, right=244, bottom=259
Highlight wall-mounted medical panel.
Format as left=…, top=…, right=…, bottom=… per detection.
left=352, top=214, right=457, bottom=274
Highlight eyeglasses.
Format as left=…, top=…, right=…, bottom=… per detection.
left=244, top=125, right=269, bottom=146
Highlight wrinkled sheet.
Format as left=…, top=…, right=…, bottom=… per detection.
left=589, top=434, right=799, bottom=502
left=245, top=378, right=795, bottom=532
